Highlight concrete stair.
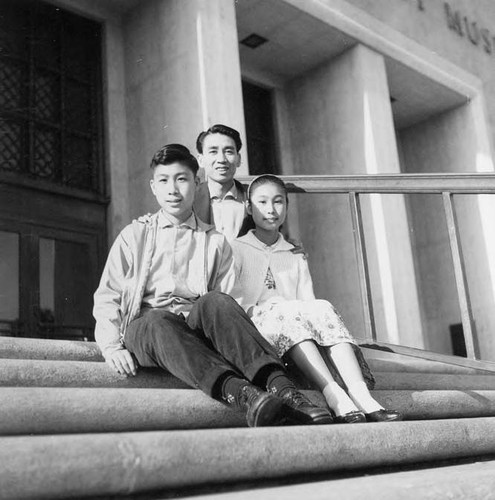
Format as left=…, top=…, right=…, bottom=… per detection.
left=4, top=358, right=495, bottom=389
left=189, top=459, right=495, bottom=500
left=2, top=336, right=495, bottom=499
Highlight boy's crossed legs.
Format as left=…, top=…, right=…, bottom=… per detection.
left=124, top=291, right=333, bottom=427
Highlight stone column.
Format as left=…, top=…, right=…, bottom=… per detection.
left=399, top=96, right=495, bottom=360
left=122, top=0, right=246, bottom=217
left=103, top=19, right=130, bottom=241
left=284, top=44, right=424, bottom=346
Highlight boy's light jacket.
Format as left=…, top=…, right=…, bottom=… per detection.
left=231, top=230, right=315, bottom=312
left=93, top=211, right=235, bottom=359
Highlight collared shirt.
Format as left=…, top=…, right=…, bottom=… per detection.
left=141, top=210, right=202, bottom=314
left=208, top=180, right=246, bottom=242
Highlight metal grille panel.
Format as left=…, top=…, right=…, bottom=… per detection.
left=0, top=119, right=24, bottom=172
left=0, top=5, right=28, bottom=58
left=32, top=127, right=58, bottom=180
left=0, top=60, right=25, bottom=111
left=33, top=6, right=60, bottom=68
left=65, top=17, right=96, bottom=81
left=34, top=70, right=59, bottom=122
left=64, top=135, right=92, bottom=189
left=65, top=80, right=90, bottom=131
left=0, top=0, right=103, bottom=193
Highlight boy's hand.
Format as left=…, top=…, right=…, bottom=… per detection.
left=107, top=349, right=137, bottom=377
left=288, top=238, right=307, bottom=259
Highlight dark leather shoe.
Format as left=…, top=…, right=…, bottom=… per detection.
left=365, top=409, right=403, bottom=422
left=237, top=385, right=287, bottom=427
left=280, top=389, right=334, bottom=425
left=334, top=410, right=366, bottom=424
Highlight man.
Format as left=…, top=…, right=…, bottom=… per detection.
left=194, top=124, right=247, bottom=241
left=195, top=124, right=305, bottom=255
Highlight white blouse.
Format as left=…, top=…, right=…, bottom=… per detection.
left=231, top=230, right=315, bottom=312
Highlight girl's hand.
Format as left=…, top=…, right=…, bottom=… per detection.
left=107, top=349, right=137, bottom=377
left=288, top=238, right=307, bottom=259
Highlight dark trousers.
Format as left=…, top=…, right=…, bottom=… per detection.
left=124, top=291, right=283, bottom=396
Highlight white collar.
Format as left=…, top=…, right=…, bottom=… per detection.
left=239, top=230, right=295, bottom=252
left=208, top=179, right=239, bottom=200
left=158, top=210, right=198, bottom=229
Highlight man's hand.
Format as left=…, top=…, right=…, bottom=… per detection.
left=288, top=238, right=307, bottom=259
left=107, top=349, right=137, bottom=377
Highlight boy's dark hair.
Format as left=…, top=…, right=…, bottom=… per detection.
left=150, top=143, right=199, bottom=175
left=196, top=124, right=242, bottom=153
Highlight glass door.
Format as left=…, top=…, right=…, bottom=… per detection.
left=39, top=236, right=96, bottom=340
left=0, top=222, right=100, bottom=341
left=0, top=230, right=21, bottom=336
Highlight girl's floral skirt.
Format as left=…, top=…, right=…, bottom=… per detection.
left=251, top=299, right=356, bottom=357
left=251, top=299, right=375, bottom=389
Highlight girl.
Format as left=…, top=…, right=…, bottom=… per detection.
left=231, top=174, right=402, bottom=424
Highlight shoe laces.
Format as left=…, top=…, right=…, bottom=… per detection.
left=238, top=384, right=262, bottom=408
left=282, top=389, right=312, bottom=408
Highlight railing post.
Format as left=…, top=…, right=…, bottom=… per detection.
left=349, top=192, right=377, bottom=341
left=442, top=192, right=479, bottom=360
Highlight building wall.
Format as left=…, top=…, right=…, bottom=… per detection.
left=51, top=0, right=495, bottom=360
left=338, top=0, right=495, bottom=358
left=122, top=0, right=247, bottom=219
left=344, top=0, right=495, bottom=151
left=282, top=44, right=424, bottom=345
left=399, top=103, right=495, bottom=357
left=269, top=0, right=495, bottom=358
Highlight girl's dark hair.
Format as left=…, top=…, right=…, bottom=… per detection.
left=247, top=174, right=288, bottom=202
left=150, top=143, right=199, bottom=175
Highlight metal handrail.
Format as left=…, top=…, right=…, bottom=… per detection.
left=240, top=173, right=495, bottom=194
left=238, top=173, right=495, bottom=371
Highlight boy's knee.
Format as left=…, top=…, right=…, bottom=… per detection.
left=198, top=291, right=237, bottom=309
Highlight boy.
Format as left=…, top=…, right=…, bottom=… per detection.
left=93, top=144, right=332, bottom=427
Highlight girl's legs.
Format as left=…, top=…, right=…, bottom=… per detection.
left=325, top=343, right=383, bottom=413
left=287, top=340, right=360, bottom=417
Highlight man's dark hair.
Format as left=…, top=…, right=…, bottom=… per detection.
left=150, top=143, right=199, bottom=175
left=196, top=124, right=242, bottom=153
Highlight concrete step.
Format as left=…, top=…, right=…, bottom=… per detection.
left=365, top=353, right=487, bottom=374
left=0, top=388, right=244, bottom=434
left=2, top=417, right=495, bottom=499
left=1, top=336, right=489, bottom=376
left=2, top=387, right=495, bottom=436
left=3, top=357, right=495, bottom=390
left=373, top=371, right=495, bottom=390
left=0, top=358, right=189, bottom=388
left=189, top=459, right=495, bottom=500
left=0, top=336, right=103, bottom=361
left=376, top=389, right=495, bottom=420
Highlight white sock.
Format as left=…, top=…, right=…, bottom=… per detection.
left=322, top=382, right=359, bottom=417
left=346, top=381, right=383, bottom=413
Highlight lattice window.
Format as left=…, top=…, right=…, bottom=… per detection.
left=0, top=0, right=103, bottom=193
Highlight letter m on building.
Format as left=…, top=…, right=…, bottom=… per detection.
left=444, top=2, right=463, bottom=36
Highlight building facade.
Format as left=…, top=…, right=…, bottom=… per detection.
left=1, top=0, right=495, bottom=361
